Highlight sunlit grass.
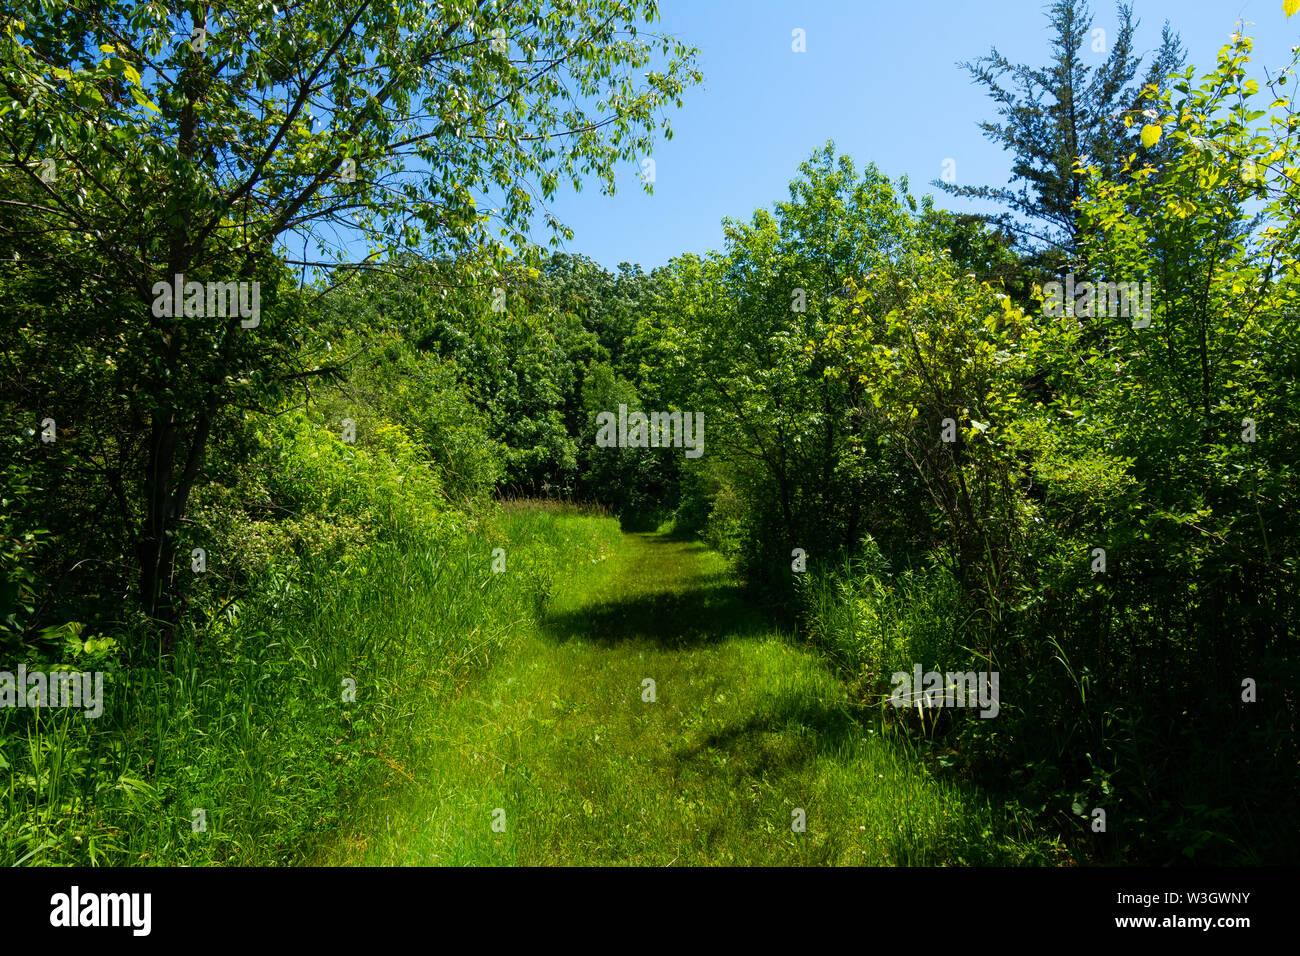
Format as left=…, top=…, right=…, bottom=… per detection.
left=320, top=516, right=1055, bottom=866
left=2, top=504, right=1055, bottom=866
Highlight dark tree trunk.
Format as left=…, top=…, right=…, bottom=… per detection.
left=139, top=409, right=178, bottom=624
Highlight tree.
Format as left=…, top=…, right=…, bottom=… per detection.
left=0, top=1, right=700, bottom=628
left=1072, top=30, right=1300, bottom=670
left=935, top=0, right=1184, bottom=266
left=663, top=144, right=934, bottom=584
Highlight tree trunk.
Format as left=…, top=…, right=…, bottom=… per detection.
left=139, top=409, right=178, bottom=626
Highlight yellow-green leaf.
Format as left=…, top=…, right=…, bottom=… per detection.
left=1286, top=0, right=1299, bottom=18
left=130, top=86, right=160, bottom=113
left=1140, top=124, right=1162, bottom=148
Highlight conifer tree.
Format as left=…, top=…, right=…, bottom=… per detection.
left=936, top=1, right=1184, bottom=268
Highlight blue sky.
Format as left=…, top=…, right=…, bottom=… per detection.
left=536, top=0, right=1300, bottom=271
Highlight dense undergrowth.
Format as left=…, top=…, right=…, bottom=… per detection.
left=0, top=390, right=610, bottom=864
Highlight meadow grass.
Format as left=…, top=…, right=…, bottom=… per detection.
left=317, top=511, right=1058, bottom=866
left=0, top=505, right=592, bottom=865
left=2, top=503, right=1057, bottom=865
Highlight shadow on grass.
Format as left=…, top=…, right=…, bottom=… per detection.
left=539, top=577, right=769, bottom=648
left=632, top=530, right=711, bottom=551
left=672, top=694, right=861, bottom=774
left=538, top=531, right=773, bottom=649
left=658, top=523, right=706, bottom=543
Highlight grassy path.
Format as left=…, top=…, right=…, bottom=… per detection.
left=323, top=513, right=1046, bottom=865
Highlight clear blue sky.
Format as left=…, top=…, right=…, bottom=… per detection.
left=538, top=0, right=1300, bottom=271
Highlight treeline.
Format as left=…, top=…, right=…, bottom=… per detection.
left=3, top=0, right=1298, bottom=866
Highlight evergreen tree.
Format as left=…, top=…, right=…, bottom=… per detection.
left=936, top=1, right=1184, bottom=268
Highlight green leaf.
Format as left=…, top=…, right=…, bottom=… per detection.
left=130, top=86, right=160, bottom=113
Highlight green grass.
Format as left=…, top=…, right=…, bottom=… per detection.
left=0, top=505, right=576, bottom=865
left=318, top=506, right=1058, bottom=865
left=2, top=502, right=1059, bottom=866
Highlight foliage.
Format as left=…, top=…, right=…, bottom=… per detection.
left=935, top=0, right=1184, bottom=263
left=0, top=0, right=700, bottom=623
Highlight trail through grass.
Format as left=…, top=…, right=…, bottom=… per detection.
left=322, top=508, right=1052, bottom=865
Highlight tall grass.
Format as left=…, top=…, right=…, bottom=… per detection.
left=799, top=555, right=970, bottom=709
left=0, top=504, right=610, bottom=865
